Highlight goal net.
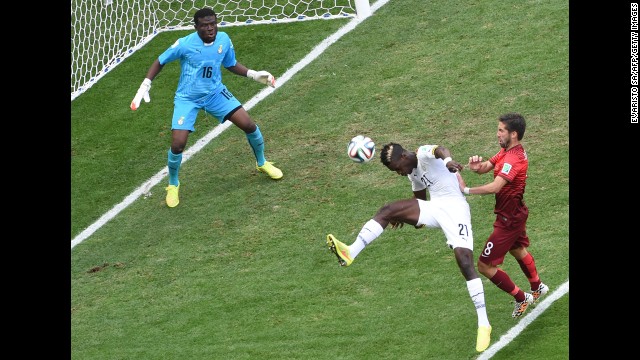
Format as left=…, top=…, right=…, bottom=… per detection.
left=71, top=0, right=370, bottom=101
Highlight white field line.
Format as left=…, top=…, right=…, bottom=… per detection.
left=477, top=280, right=570, bottom=359
left=71, top=0, right=391, bottom=250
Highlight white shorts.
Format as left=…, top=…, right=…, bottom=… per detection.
left=416, top=198, right=474, bottom=251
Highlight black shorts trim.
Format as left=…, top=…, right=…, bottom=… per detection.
left=223, top=105, right=243, bottom=122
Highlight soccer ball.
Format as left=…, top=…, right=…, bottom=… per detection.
left=347, top=135, right=376, bottom=163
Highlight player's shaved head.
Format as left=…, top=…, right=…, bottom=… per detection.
left=381, top=143, right=404, bottom=167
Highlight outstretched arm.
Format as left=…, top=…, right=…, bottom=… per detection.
left=464, top=175, right=508, bottom=195
left=467, top=155, right=493, bottom=174
left=434, top=145, right=463, bottom=173
left=144, top=59, right=164, bottom=81
left=226, top=61, right=276, bottom=87
left=463, top=155, right=506, bottom=195
left=225, top=61, right=249, bottom=77
left=456, top=172, right=466, bottom=193
left=131, top=59, right=165, bottom=110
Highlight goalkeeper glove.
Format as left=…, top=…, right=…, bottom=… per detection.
left=130, top=78, right=152, bottom=110
left=247, top=69, right=276, bottom=88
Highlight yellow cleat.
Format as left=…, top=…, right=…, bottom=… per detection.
left=256, top=161, right=283, bottom=180
left=165, top=184, right=180, bottom=208
left=326, top=234, right=353, bottom=266
left=476, top=325, right=491, bottom=352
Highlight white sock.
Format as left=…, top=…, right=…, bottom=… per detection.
left=349, top=219, right=384, bottom=258
left=466, top=278, right=490, bottom=327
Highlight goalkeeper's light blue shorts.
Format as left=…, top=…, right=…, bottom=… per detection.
left=171, top=84, right=242, bottom=132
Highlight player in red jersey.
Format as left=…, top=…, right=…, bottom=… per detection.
left=463, top=113, right=549, bottom=318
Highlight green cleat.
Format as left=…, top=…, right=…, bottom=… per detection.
left=326, top=234, right=353, bottom=266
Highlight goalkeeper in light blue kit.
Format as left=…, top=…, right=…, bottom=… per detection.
left=131, top=7, right=283, bottom=208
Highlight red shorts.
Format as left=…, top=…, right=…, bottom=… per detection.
left=478, top=214, right=530, bottom=266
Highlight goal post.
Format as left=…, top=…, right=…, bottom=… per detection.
left=354, top=0, right=372, bottom=18
left=71, top=0, right=371, bottom=101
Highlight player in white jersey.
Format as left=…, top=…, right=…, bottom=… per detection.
left=326, top=142, right=492, bottom=352
left=130, top=7, right=283, bottom=208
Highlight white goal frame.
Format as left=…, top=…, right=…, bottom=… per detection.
left=71, top=0, right=371, bottom=101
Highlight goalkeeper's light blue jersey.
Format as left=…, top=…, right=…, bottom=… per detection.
left=158, top=31, right=237, bottom=101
